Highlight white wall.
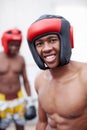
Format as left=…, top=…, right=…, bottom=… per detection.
left=0, top=0, right=87, bottom=98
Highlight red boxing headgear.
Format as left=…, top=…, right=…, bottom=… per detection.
left=1, top=29, right=22, bottom=54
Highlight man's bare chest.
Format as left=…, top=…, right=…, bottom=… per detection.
left=39, top=80, right=87, bottom=118
left=0, top=59, right=22, bottom=74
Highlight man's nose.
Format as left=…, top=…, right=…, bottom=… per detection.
left=43, top=42, right=52, bottom=52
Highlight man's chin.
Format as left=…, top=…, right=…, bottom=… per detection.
left=46, top=63, right=58, bottom=69
left=9, top=52, right=18, bottom=56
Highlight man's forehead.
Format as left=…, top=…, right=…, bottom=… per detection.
left=9, top=40, right=20, bottom=44
left=35, top=34, right=58, bottom=41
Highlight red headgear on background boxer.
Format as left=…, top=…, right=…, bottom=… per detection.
left=1, top=29, right=22, bottom=54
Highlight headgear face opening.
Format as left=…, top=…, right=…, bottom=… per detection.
left=1, top=29, right=22, bottom=54
left=27, top=14, right=74, bottom=70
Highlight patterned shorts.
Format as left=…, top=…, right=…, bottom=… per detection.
left=0, top=91, right=26, bottom=129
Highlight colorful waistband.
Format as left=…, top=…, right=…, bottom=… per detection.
left=0, top=90, right=23, bottom=101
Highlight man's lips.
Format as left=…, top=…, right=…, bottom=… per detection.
left=44, top=54, right=56, bottom=63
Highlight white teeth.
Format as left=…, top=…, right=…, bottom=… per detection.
left=45, top=55, right=55, bottom=62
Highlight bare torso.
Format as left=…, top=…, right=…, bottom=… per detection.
left=0, top=52, right=24, bottom=99
left=36, top=61, right=87, bottom=130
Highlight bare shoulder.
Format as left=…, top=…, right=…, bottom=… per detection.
left=77, top=61, right=87, bottom=71
left=0, top=52, right=5, bottom=58
left=34, top=70, right=44, bottom=90
left=17, top=54, right=25, bottom=63
left=34, top=70, right=48, bottom=92
left=17, top=54, right=24, bottom=60
left=0, top=52, right=7, bottom=61
left=75, top=61, right=87, bottom=81
left=78, top=61, right=87, bottom=93
left=80, top=61, right=87, bottom=75
left=72, top=60, right=87, bottom=69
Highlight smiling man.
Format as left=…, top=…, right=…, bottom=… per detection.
left=34, top=34, right=60, bottom=69
left=27, top=14, right=87, bottom=130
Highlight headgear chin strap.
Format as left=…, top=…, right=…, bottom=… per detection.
left=27, top=14, right=74, bottom=70
left=1, top=29, right=22, bottom=54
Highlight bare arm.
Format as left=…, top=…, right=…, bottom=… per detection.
left=35, top=74, right=48, bottom=130
left=22, top=59, right=31, bottom=96
left=36, top=100, right=47, bottom=130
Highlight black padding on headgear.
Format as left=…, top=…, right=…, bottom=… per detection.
left=59, top=18, right=71, bottom=66
left=29, top=40, right=48, bottom=69
left=27, top=14, right=73, bottom=70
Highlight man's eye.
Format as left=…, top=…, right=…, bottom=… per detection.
left=35, top=42, right=43, bottom=47
left=50, top=38, right=58, bottom=43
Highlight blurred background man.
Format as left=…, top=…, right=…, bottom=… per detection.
left=0, top=29, right=31, bottom=130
